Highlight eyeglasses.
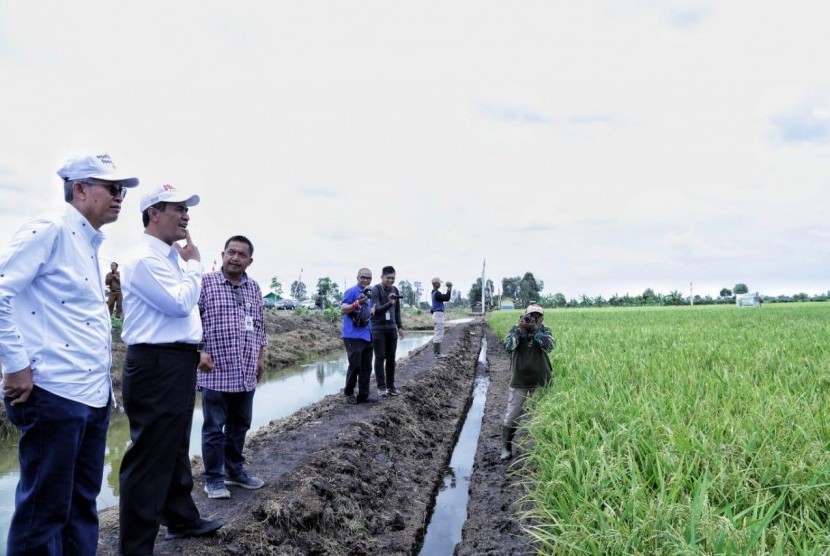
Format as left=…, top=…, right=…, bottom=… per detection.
left=84, top=181, right=128, bottom=199
left=358, top=275, right=372, bottom=280
left=232, top=285, right=244, bottom=307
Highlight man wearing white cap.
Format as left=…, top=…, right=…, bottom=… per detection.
left=500, top=304, right=555, bottom=462
left=0, top=153, right=138, bottom=555
left=118, top=184, right=222, bottom=554
left=429, top=277, right=453, bottom=357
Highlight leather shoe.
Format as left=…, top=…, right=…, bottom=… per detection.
left=164, top=518, right=223, bottom=540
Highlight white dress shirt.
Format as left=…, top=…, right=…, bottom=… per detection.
left=121, top=233, right=203, bottom=345
left=0, top=205, right=112, bottom=407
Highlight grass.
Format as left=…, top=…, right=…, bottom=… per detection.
left=489, top=303, right=830, bottom=555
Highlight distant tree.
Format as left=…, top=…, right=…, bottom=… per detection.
left=553, top=293, right=566, bottom=307
left=594, top=295, right=607, bottom=307
left=468, top=278, right=495, bottom=309
left=290, top=280, right=307, bottom=301
left=501, top=277, right=521, bottom=301
left=518, top=272, right=544, bottom=307
left=665, top=290, right=685, bottom=306
left=398, top=280, right=414, bottom=306
left=642, top=288, right=657, bottom=305
left=578, top=294, right=593, bottom=307
left=449, top=289, right=464, bottom=307
left=412, top=281, right=424, bottom=306
left=315, top=277, right=342, bottom=308
left=270, top=276, right=283, bottom=299
left=733, top=283, right=749, bottom=295
left=719, top=288, right=733, bottom=298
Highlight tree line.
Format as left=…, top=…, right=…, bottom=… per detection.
left=268, top=273, right=829, bottom=311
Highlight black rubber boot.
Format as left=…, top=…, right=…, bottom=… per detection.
left=500, top=426, right=516, bottom=461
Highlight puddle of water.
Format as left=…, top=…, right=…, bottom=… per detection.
left=418, top=337, right=489, bottom=555
left=0, top=332, right=432, bottom=549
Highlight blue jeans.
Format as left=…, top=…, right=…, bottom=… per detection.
left=201, top=388, right=255, bottom=482
left=4, top=386, right=110, bottom=556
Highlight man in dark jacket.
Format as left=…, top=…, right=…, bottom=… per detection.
left=370, top=265, right=404, bottom=397
left=501, top=304, right=555, bottom=461
left=430, top=277, right=452, bottom=357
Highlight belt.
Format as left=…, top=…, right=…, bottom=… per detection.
left=137, top=342, right=204, bottom=352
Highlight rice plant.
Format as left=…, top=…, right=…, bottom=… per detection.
left=489, top=303, right=830, bottom=555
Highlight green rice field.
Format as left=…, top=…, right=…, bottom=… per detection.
left=489, top=303, right=830, bottom=555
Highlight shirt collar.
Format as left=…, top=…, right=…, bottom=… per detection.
left=64, top=204, right=105, bottom=248
left=221, top=269, right=248, bottom=286
left=142, top=232, right=180, bottom=262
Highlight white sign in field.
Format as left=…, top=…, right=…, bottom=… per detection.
left=736, top=292, right=762, bottom=308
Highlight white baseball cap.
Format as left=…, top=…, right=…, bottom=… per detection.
left=525, top=304, right=544, bottom=315
left=57, top=153, right=139, bottom=187
left=139, top=183, right=200, bottom=212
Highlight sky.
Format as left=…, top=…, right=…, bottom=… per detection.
left=1, top=1, right=828, bottom=303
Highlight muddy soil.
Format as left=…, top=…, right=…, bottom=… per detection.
left=95, top=319, right=537, bottom=555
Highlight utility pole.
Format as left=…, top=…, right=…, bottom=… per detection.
left=481, top=258, right=486, bottom=313
left=690, top=282, right=694, bottom=306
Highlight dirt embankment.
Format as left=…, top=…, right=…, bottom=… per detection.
left=96, top=319, right=537, bottom=555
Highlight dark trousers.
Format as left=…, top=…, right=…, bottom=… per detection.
left=201, top=388, right=255, bottom=482
left=119, top=345, right=202, bottom=556
left=4, top=387, right=110, bottom=556
left=372, top=328, right=398, bottom=390
left=343, top=338, right=373, bottom=399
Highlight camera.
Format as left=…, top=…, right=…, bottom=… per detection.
left=522, top=315, right=536, bottom=324
left=389, top=292, right=400, bottom=300
left=361, top=288, right=372, bottom=298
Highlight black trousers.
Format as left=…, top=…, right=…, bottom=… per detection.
left=343, top=338, right=373, bottom=399
left=119, top=344, right=202, bottom=556
left=372, top=328, right=398, bottom=390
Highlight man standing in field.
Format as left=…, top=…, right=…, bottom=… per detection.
left=198, top=235, right=268, bottom=499
left=105, top=261, right=123, bottom=318
left=430, top=277, right=452, bottom=358
left=501, top=304, right=555, bottom=462
left=0, top=152, right=138, bottom=555
left=340, top=267, right=377, bottom=405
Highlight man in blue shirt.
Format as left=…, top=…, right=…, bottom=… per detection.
left=340, top=268, right=377, bottom=404
left=0, top=153, right=139, bottom=555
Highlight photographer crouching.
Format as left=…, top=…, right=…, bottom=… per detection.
left=501, top=304, right=555, bottom=462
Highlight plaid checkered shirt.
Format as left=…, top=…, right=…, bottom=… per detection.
left=197, top=270, right=267, bottom=392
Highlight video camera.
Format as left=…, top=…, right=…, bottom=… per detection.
left=361, top=288, right=372, bottom=298
left=522, top=314, right=537, bottom=324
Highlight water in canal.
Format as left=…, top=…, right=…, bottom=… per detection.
left=0, top=332, right=433, bottom=547
left=418, top=336, right=489, bottom=555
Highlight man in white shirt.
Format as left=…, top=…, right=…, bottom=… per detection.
left=0, top=153, right=138, bottom=555
left=118, top=183, right=222, bottom=555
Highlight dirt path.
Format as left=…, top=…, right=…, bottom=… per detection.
left=96, top=319, right=536, bottom=555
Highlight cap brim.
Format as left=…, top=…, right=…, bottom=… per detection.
left=87, top=174, right=140, bottom=188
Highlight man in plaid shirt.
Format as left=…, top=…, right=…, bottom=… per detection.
left=197, top=235, right=268, bottom=499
